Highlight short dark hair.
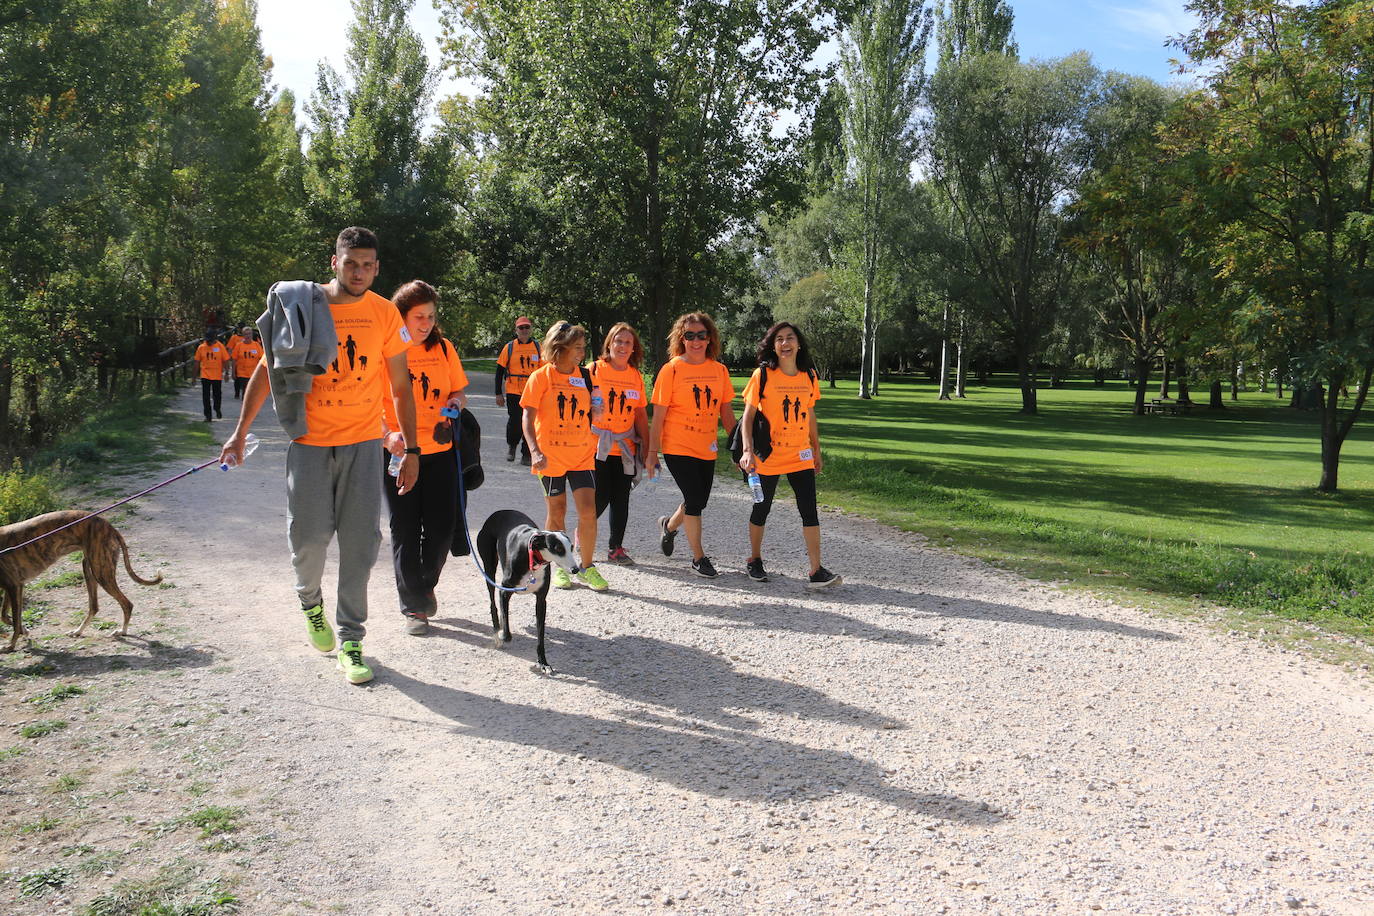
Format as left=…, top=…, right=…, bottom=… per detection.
left=336, top=226, right=379, bottom=254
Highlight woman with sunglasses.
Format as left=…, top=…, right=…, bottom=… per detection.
left=381, top=280, right=469, bottom=634
left=521, top=321, right=609, bottom=590
left=644, top=312, right=737, bottom=578
left=737, top=322, right=840, bottom=588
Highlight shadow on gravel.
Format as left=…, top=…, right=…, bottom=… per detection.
left=548, top=630, right=904, bottom=730
left=615, top=584, right=933, bottom=645
left=378, top=664, right=1004, bottom=824
left=625, top=566, right=1178, bottom=642
left=0, top=641, right=217, bottom=682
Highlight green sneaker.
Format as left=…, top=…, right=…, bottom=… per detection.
left=336, top=641, right=373, bottom=685
left=576, top=565, right=609, bottom=591
left=302, top=604, right=335, bottom=653
left=551, top=566, right=574, bottom=589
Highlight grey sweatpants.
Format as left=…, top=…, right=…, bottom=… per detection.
left=286, top=440, right=383, bottom=643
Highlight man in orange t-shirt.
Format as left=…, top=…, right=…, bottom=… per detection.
left=194, top=331, right=231, bottom=421
left=230, top=327, right=262, bottom=400
left=219, top=227, right=418, bottom=686
left=495, top=316, right=540, bottom=464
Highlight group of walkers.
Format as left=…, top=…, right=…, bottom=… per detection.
left=194, top=325, right=264, bottom=421
left=218, top=227, right=839, bottom=686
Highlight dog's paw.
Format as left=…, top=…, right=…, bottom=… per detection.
left=535, top=663, right=556, bottom=676
left=66, top=629, right=83, bottom=639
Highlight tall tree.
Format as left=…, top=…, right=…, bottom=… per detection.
left=931, top=0, right=1015, bottom=399
left=443, top=0, right=834, bottom=357
left=1168, top=0, right=1374, bottom=492
left=307, top=0, right=459, bottom=295
left=839, top=0, right=934, bottom=398
left=1071, top=76, right=1196, bottom=415
left=935, top=0, right=1016, bottom=65
left=926, top=52, right=1103, bottom=413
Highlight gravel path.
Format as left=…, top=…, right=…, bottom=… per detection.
left=5, top=379, right=1373, bottom=915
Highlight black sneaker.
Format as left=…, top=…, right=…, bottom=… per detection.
left=807, top=566, right=842, bottom=589
left=746, top=557, right=769, bottom=582
left=691, top=556, right=718, bottom=578
left=520, top=452, right=531, bottom=466
left=506, top=444, right=517, bottom=462
left=658, top=516, right=677, bottom=557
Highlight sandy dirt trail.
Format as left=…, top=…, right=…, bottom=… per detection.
left=4, top=379, right=1373, bottom=915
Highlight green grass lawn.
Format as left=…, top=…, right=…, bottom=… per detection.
left=726, top=371, right=1374, bottom=639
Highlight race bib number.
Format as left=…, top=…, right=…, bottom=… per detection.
left=624, top=390, right=641, bottom=401
left=799, top=448, right=814, bottom=461
left=399, top=326, right=412, bottom=343
left=709, top=441, right=718, bottom=453
left=567, top=375, right=587, bottom=388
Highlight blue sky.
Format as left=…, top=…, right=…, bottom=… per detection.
left=258, top=0, right=1200, bottom=121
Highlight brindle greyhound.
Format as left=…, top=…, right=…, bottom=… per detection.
left=475, top=509, right=580, bottom=674
left=0, top=510, right=162, bottom=652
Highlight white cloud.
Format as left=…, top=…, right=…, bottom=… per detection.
left=1107, top=0, right=1198, bottom=44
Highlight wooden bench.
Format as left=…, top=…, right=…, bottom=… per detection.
left=1146, top=398, right=1193, bottom=415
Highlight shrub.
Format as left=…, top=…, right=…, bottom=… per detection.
left=0, top=459, right=60, bottom=526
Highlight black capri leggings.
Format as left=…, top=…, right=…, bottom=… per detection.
left=749, top=468, right=819, bottom=528
left=664, top=454, right=716, bottom=517
left=594, top=457, right=633, bottom=550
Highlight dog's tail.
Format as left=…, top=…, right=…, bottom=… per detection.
left=115, top=530, right=163, bottom=586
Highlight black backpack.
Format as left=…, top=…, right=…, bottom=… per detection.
left=727, top=367, right=774, bottom=464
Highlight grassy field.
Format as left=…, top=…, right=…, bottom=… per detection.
left=761, top=373, right=1373, bottom=641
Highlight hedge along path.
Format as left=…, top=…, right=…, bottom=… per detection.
left=12, top=376, right=1373, bottom=915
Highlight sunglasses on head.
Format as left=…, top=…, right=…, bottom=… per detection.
left=556, top=321, right=571, bottom=334
left=682, top=330, right=709, bottom=342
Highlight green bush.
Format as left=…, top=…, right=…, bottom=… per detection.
left=0, top=459, right=60, bottom=526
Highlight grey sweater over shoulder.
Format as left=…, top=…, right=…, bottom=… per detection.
left=256, top=280, right=337, bottom=440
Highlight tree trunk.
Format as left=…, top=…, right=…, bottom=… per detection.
left=937, top=304, right=951, bottom=400
left=0, top=355, right=11, bottom=454
left=858, top=270, right=875, bottom=399
left=1016, top=350, right=1038, bottom=414
left=1209, top=379, right=1224, bottom=409
left=1132, top=356, right=1151, bottom=415
left=1231, top=362, right=1240, bottom=400
left=1158, top=357, right=1171, bottom=398
left=1176, top=358, right=1191, bottom=403
left=1276, top=354, right=1287, bottom=399
left=644, top=135, right=668, bottom=363
left=954, top=314, right=967, bottom=397
left=1318, top=374, right=1345, bottom=492
left=22, top=371, right=41, bottom=448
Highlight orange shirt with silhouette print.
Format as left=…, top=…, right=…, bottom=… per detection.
left=231, top=340, right=263, bottom=378
left=651, top=356, right=734, bottom=460
left=521, top=362, right=597, bottom=476
left=195, top=342, right=230, bottom=380
left=496, top=339, right=541, bottom=395
left=589, top=358, right=646, bottom=458
left=382, top=337, right=468, bottom=455
left=742, top=367, right=820, bottom=476
left=297, top=290, right=410, bottom=447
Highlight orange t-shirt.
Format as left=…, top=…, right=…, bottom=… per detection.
left=496, top=339, right=542, bottom=395
left=742, top=367, right=820, bottom=475
left=650, top=356, right=735, bottom=461
left=226, top=334, right=243, bottom=353
left=231, top=340, right=263, bottom=378
left=521, top=362, right=596, bottom=476
left=195, top=342, right=230, bottom=380
left=589, top=358, right=646, bottom=458
left=383, top=337, right=469, bottom=455
left=297, top=290, right=410, bottom=447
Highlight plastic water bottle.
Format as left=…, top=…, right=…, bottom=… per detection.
left=220, top=433, right=260, bottom=471
left=747, top=471, right=765, bottom=504
left=387, top=452, right=404, bottom=478
left=591, top=391, right=604, bottom=419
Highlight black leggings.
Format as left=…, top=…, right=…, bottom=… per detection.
left=505, top=397, right=528, bottom=456
left=382, top=449, right=457, bottom=617
left=664, top=454, right=715, bottom=517
left=749, top=468, right=819, bottom=528
left=594, top=457, right=633, bottom=549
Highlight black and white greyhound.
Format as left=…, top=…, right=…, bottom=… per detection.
left=475, top=509, right=581, bottom=674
